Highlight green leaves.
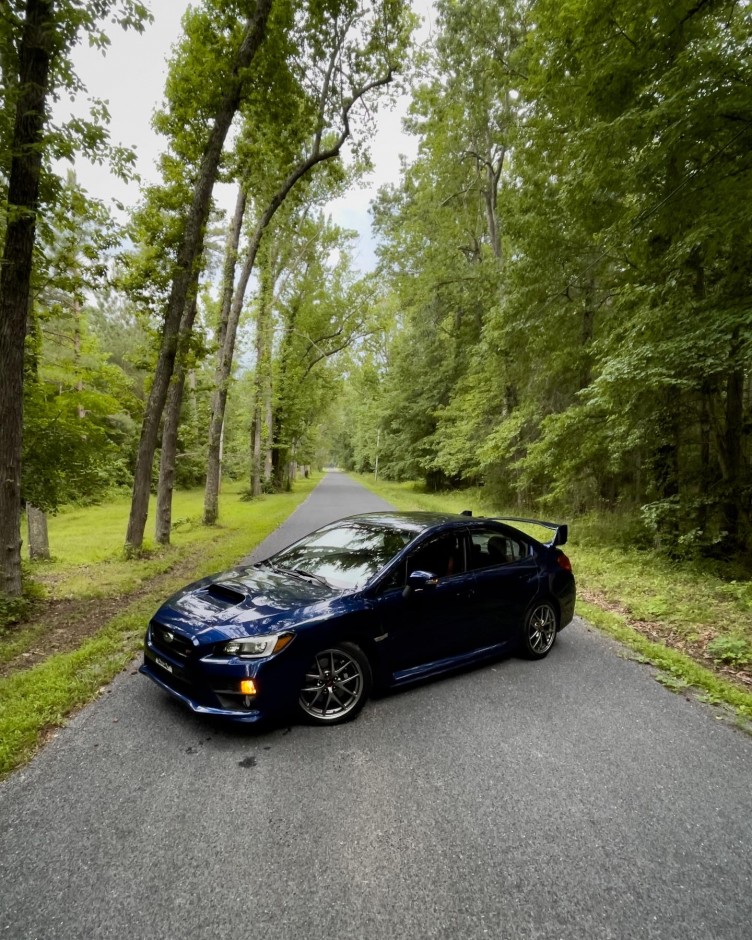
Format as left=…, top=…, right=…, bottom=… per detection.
left=333, top=0, right=752, bottom=553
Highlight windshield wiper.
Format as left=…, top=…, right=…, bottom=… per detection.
left=287, top=567, right=331, bottom=588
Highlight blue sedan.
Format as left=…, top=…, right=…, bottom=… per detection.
left=140, top=511, right=575, bottom=725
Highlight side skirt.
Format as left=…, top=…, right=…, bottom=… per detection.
left=391, top=641, right=514, bottom=687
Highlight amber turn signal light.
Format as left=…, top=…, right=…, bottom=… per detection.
left=273, top=634, right=294, bottom=653
left=239, top=679, right=257, bottom=696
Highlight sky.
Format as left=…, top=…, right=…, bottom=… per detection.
left=58, top=1, right=436, bottom=272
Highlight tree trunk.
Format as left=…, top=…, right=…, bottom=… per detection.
left=0, top=0, right=54, bottom=597
left=203, top=186, right=247, bottom=524
left=483, top=142, right=504, bottom=264
left=26, top=503, right=49, bottom=560
left=653, top=390, right=681, bottom=547
left=271, top=302, right=297, bottom=492
left=125, top=2, right=273, bottom=554
left=251, top=411, right=263, bottom=498
left=251, top=253, right=275, bottom=496
left=264, top=392, right=274, bottom=486
left=156, top=296, right=199, bottom=544
left=580, top=274, right=596, bottom=390
left=155, top=372, right=184, bottom=544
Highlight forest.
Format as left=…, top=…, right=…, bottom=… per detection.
left=1, top=0, right=751, bottom=610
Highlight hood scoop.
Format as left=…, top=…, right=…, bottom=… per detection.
left=206, top=582, right=246, bottom=606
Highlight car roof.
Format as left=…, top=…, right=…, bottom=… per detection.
left=336, top=511, right=476, bottom=534
left=334, top=511, right=552, bottom=547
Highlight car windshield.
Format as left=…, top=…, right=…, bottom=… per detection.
left=270, top=523, right=413, bottom=591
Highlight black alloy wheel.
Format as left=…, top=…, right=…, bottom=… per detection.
left=298, top=642, right=372, bottom=724
left=521, top=601, right=558, bottom=659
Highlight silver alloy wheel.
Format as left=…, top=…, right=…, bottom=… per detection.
left=527, top=603, right=557, bottom=654
left=299, top=648, right=365, bottom=721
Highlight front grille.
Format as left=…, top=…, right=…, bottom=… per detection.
left=150, top=622, right=194, bottom=660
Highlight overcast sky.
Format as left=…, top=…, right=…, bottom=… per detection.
left=58, top=1, right=435, bottom=271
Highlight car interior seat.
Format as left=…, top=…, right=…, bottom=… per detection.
left=487, top=535, right=514, bottom=565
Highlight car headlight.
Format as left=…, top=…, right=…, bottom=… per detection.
left=219, top=633, right=293, bottom=659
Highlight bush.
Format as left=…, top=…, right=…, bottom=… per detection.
left=706, top=635, right=752, bottom=668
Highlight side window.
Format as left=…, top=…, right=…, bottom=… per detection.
left=378, top=560, right=406, bottom=593
left=407, top=532, right=466, bottom=580
left=470, top=529, right=528, bottom=570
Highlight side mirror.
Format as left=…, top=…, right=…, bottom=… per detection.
left=402, top=570, right=438, bottom=598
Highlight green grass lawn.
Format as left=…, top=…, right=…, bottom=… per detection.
left=26, top=481, right=292, bottom=599
left=353, top=474, right=752, bottom=726
left=0, top=476, right=320, bottom=777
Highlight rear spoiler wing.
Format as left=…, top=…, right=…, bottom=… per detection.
left=486, top=516, right=568, bottom=548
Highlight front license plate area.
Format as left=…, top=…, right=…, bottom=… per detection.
left=154, top=655, right=174, bottom=674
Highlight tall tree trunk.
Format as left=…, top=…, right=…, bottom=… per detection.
left=125, top=2, right=273, bottom=554
left=26, top=502, right=49, bottom=561
left=251, top=253, right=275, bottom=496
left=251, top=412, right=263, bottom=497
left=580, top=274, right=596, bottom=391
left=271, top=296, right=299, bottom=491
left=155, top=296, right=198, bottom=544
left=203, top=186, right=247, bottom=524
left=0, top=0, right=54, bottom=597
left=653, top=389, right=681, bottom=547
left=264, top=393, right=274, bottom=485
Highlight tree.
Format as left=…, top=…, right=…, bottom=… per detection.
left=0, top=0, right=150, bottom=596
left=124, top=0, right=274, bottom=554
left=268, top=216, right=383, bottom=490
left=201, top=0, right=413, bottom=522
left=343, top=0, right=752, bottom=555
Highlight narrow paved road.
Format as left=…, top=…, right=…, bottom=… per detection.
left=2, top=472, right=751, bottom=939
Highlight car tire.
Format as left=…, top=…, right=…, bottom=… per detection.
left=520, top=600, right=558, bottom=659
left=297, top=642, right=372, bottom=725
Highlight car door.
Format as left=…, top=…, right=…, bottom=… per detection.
left=467, top=526, right=541, bottom=646
left=370, top=530, right=478, bottom=677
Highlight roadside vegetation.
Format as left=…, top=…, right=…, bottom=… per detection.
left=355, top=476, right=752, bottom=728
left=0, top=477, right=318, bottom=778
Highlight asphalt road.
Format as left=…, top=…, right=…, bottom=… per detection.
left=2, top=472, right=752, bottom=939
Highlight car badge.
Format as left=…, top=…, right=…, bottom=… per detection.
left=163, top=630, right=174, bottom=644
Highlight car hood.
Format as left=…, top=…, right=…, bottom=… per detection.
left=151, top=564, right=341, bottom=644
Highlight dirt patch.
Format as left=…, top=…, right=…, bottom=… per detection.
left=579, top=587, right=752, bottom=690
left=0, top=547, right=212, bottom=680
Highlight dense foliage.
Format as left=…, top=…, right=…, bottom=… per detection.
left=332, top=0, right=752, bottom=557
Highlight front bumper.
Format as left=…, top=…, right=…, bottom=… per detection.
left=141, top=626, right=289, bottom=724
left=139, top=659, right=264, bottom=723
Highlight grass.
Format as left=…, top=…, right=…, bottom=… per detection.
left=24, top=482, right=283, bottom=600
left=353, top=474, right=752, bottom=726
left=0, top=476, right=319, bottom=777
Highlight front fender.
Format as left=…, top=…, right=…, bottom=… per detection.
left=287, top=609, right=391, bottom=688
